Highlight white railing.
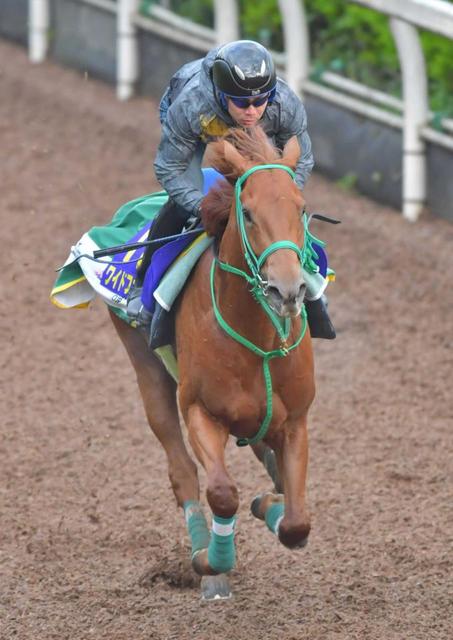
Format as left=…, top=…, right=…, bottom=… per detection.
left=29, top=0, right=50, bottom=63
left=277, top=0, right=309, bottom=95
left=344, top=0, right=453, bottom=220
left=28, top=0, right=453, bottom=221
left=353, top=0, right=453, bottom=38
left=213, top=0, right=239, bottom=44
left=391, top=18, right=429, bottom=222
left=291, top=0, right=453, bottom=221
left=117, top=0, right=138, bottom=101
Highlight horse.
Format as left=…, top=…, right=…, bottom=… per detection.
left=108, top=127, right=315, bottom=599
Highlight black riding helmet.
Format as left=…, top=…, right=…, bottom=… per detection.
left=212, top=40, right=277, bottom=98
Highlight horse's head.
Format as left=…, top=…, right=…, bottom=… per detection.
left=203, top=128, right=307, bottom=318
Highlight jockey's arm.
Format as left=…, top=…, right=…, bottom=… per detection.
left=154, top=105, right=204, bottom=219
left=276, top=96, right=314, bottom=192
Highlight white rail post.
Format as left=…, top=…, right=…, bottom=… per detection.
left=117, top=0, right=139, bottom=101
left=214, top=0, right=239, bottom=45
left=29, top=0, right=50, bottom=63
left=390, top=18, right=429, bottom=221
left=278, top=0, right=310, bottom=95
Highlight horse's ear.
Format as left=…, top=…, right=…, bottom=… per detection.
left=223, top=140, right=249, bottom=177
left=206, top=139, right=248, bottom=180
left=280, top=136, right=300, bottom=170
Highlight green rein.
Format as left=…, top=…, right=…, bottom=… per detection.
left=210, top=164, right=311, bottom=447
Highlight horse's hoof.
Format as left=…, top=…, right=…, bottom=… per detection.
left=293, top=537, right=309, bottom=549
left=278, top=522, right=310, bottom=549
left=250, top=492, right=283, bottom=521
left=201, top=575, right=232, bottom=601
left=279, top=535, right=309, bottom=550
left=251, top=494, right=265, bottom=520
left=191, top=549, right=218, bottom=576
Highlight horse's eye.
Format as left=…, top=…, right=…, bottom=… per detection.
left=243, top=208, right=253, bottom=224
left=300, top=206, right=307, bottom=220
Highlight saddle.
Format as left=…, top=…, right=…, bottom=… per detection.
left=141, top=225, right=209, bottom=349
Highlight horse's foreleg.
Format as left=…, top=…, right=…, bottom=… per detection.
left=275, top=418, right=311, bottom=548
left=184, top=403, right=239, bottom=576
left=252, top=419, right=310, bottom=549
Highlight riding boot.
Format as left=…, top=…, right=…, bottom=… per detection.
left=126, top=199, right=189, bottom=325
left=148, top=302, right=173, bottom=349
left=305, top=295, right=336, bottom=339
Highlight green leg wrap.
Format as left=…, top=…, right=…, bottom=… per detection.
left=183, top=500, right=210, bottom=558
left=207, top=515, right=236, bottom=574
left=265, top=502, right=284, bottom=535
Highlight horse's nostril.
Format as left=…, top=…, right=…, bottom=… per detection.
left=267, top=283, right=305, bottom=306
left=266, top=285, right=282, bottom=301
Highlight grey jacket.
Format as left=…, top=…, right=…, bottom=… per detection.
left=154, top=46, right=314, bottom=216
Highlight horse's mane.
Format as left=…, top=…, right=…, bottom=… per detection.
left=221, top=127, right=280, bottom=167
left=201, top=127, right=281, bottom=239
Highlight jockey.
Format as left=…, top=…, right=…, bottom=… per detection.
left=127, top=39, right=335, bottom=339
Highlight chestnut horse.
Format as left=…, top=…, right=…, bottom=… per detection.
left=109, top=128, right=315, bottom=599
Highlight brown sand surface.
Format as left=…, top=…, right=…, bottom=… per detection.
left=1, top=39, right=452, bottom=640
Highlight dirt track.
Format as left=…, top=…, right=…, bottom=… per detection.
left=1, top=39, right=452, bottom=639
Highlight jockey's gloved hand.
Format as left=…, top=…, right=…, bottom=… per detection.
left=184, top=213, right=202, bottom=231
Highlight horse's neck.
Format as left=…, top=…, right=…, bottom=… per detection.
left=217, top=228, right=280, bottom=351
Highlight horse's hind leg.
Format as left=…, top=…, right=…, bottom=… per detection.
left=110, top=311, right=231, bottom=600
left=251, top=442, right=283, bottom=493
left=109, top=309, right=199, bottom=506
left=250, top=443, right=284, bottom=532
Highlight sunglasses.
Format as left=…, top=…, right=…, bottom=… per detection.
left=227, top=93, right=270, bottom=109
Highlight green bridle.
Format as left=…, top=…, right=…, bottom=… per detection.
left=210, top=163, right=320, bottom=447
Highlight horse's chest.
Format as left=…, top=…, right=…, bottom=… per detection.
left=200, top=365, right=295, bottom=432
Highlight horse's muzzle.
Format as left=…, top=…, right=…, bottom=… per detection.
left=265, top=279, right=306, bottom=318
